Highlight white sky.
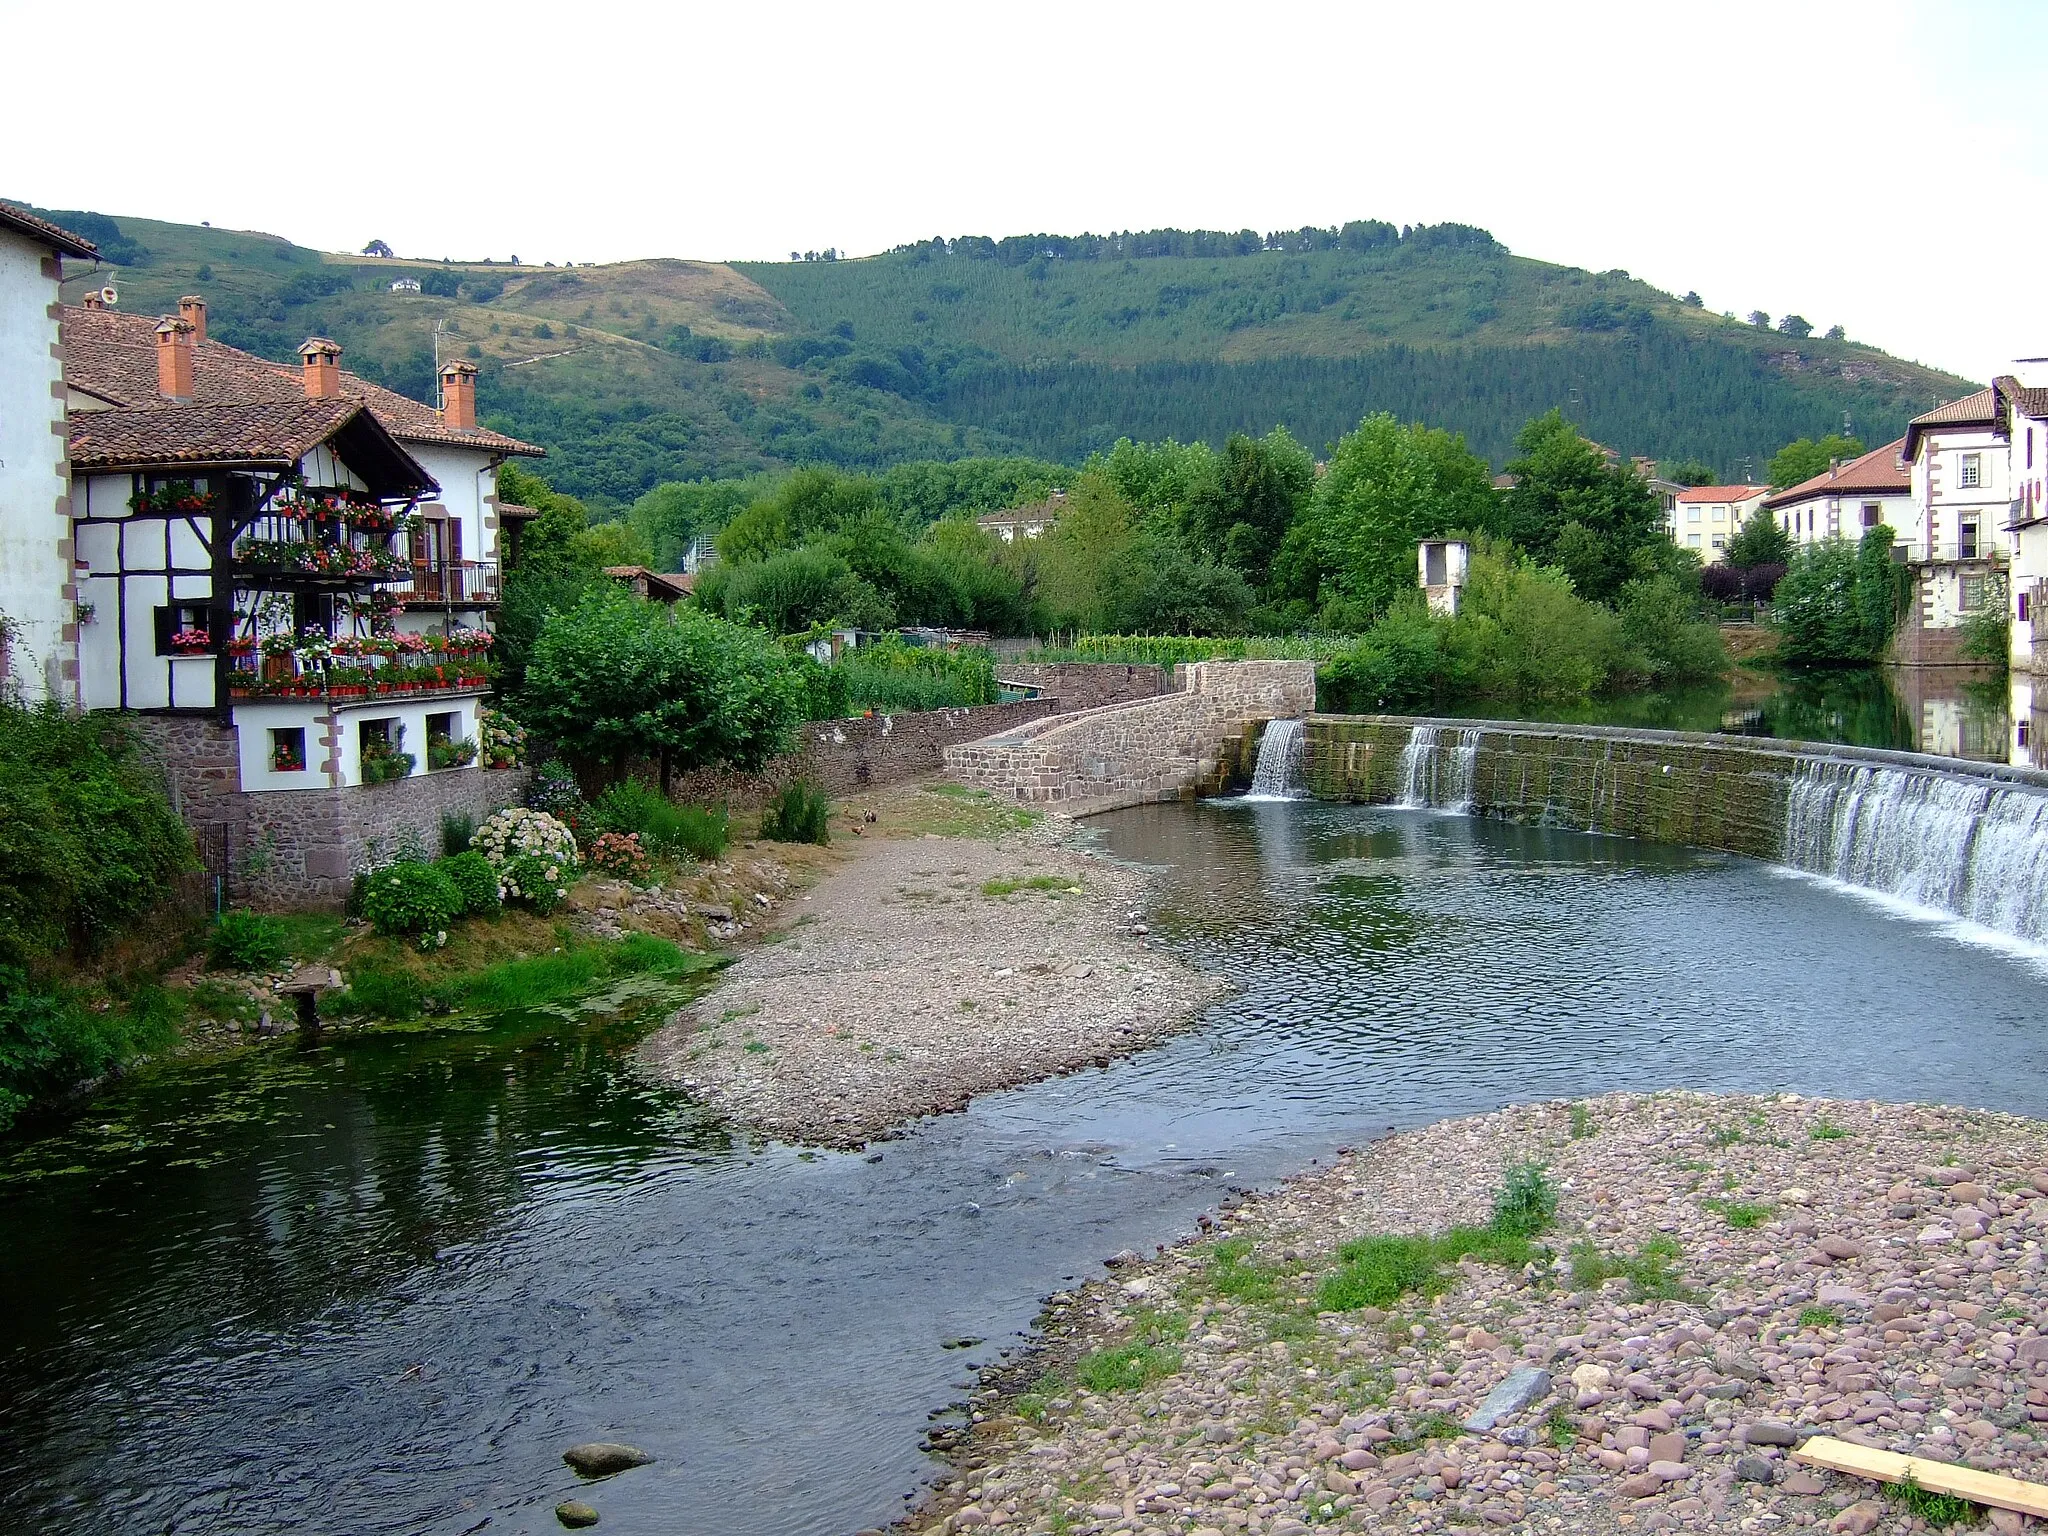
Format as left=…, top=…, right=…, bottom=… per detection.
left=3, top=0, right=2042, bottom=383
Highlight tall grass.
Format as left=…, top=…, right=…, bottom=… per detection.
left=834, top=639, right=997, bottom=712
left=592, top=782, right=729, bottom=861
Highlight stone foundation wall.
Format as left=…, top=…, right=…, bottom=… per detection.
left=995, top=662, right=1173, bottom=710
left=1302, top=714, right=2048, bottom=861
left=654, top=698, right=1063, bottom=810
left=122, top=712, right=529, bottom=909
left=945, top=661, right=1316, bottom=809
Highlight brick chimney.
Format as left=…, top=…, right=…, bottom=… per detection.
left=440, top=360, right=478, bottom=429
left=81, top=290, right=104, bottom=310
left=155, top=316, right=195, bottom=400
left=299, top=337, right=342, bottom=398
left=178, top=294, right=207, bottom=342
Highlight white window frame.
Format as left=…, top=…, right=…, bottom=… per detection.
left=1960, top=452, right=1983, bottom=488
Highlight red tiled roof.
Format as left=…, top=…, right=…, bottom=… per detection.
left=59, top=306, right=543, bottom=458
left=71, top=397, right=366, bottom=469
left=1762, top=438, right=1910, bottom=509
left=1675, top=484, right=1770, bottom=503
left=1909, top=387, right=1997, bottom=429
left=0, top=200, right=97, bottom=259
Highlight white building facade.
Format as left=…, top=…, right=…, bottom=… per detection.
left=1668, top=485, right=1770, bottom=564
left=1763, top=439, right=1912, bottom=550
left=0, top=203, right=96, bottom=701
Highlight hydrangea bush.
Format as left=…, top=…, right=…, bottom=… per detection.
left=360, top=860, right=461, bottom=948
left=478, top=706, right=527, bottom=769
left=588, top=831, right=650, bottom=880
left=473, top=807, right=579, bottom=871
left=500, top=852, right=572, bottom=915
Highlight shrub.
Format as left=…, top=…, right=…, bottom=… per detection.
left=834, top=638, right=998, bottom=713
left=644, top=802, right=729, bottom=861
left=207, top=910, right=289, bottom=972
left=0, top=967, right=178, bottom=1131
left=1491, top=1161, right=1559, bottom=1237
left=334, top=964, right=424, bottom=1021
left=500, top=852, right=573, bottom=914
left=478, top=706, right=527, bottom=769
left=525, top=761, right=589, bottom=840
left=760, top=781, right=831, bottom=844
left=588, top=831, right=650, bottom=879
left=359, top=860, right=462, bottom=944
left=440, top=811, right=475, bottom=855
left=474, top=806, right=580, bottom=870
left=435, top=851, right=502, bottom=916
left=0, top=700, right=195, bottom=969
left=592, top=780, right=666, bottom=837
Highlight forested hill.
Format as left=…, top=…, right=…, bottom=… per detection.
left=18, top=203, right=1973, bottom=507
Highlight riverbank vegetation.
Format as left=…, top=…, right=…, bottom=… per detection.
left=0, top=701, right=196, bottom=1131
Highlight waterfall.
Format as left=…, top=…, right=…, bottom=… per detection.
left=1244, top=718, right=1305, bottom=801
left=1783, top=758, right=2048, bottom=946
left=1397, top=725, right=1485, bottom=812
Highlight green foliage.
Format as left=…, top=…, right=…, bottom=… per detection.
left=501, top=852, right=570, bottom=915
left=760, top=781, right=831, bottom=845
left=359, top=861, right=462, bottom=940
left=520, top=587, right=806, bottom=781
left=1282, top=413, right=1494, bottom=623
left=1206, top=1237, right=1285, bottom=1302
left=1958, top=601, right=2011, bottom=669
left=1492, top=1161, right=1560, bottom=1237
left=1707, top=1200, right=1773, bottom=1228
left=207, top=910, right=289, bottom=973
left=836, top=638, right=997, bottom=711
left=1891, top=1471, right=1983, bottom=1527
left=434, top=851, right=503, bottom=916
left=1569, top=1102, right=1596, bottom=1139
left=981, top=874, right=1077, bottom=897
left=1314, top=600, right=1451, bottom=711
left=1661, top=458, right=1719, bottom=487
left=1810, top=1118, right=1850, bottom=1140
left=1477, top=411, right=1666, bottom=604
left=440, top=811, right=475, bottom=856
left=334, top=934, right=707, bottom=1022
left=0, top=966, right=180, bottom=1131
left=1798, top=1305, right=1842, bottom=1329
left=1725, top=509, right=1793, bottom=569
left=333, top=964, right=425, bottom=1021
left=1568, top=1236, right=1688, bottom=1300
left=1318, top=1166, right=1555, bottom=1311
left=1768, top=433, right=1866, bottom=489
left=1773, top=528, right=1906, bottom=663
left=0, top=700, right=195, bottom=970
left=1075, top=1342, right=1181, bottom=1393
left=1030, top=469, right=1253, bottom=635
left=591, top=781, right=729, bottom=860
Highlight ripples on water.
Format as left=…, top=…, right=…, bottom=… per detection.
left=4, top=802, right=2047, bottom=1535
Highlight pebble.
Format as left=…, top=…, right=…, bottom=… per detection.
left=894, top=1092, right=2048, bottom=1536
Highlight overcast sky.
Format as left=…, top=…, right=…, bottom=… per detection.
left=4, top=0, right=2042, bottom=384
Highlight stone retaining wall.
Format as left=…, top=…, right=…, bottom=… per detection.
left=123, top=713, right=529, bottom=909
left=995, top=662, right=1172, bottom=710
left=1303, top=714, right=2048, bottom=861
left=945, top=661, right=1316, bottom=809
left=655, top=697, right=1063, bottom=810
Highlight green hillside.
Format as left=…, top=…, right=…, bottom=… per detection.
left=17, top=204, right=1974, bottom=508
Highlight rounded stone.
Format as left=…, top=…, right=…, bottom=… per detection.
left=562, top=1442, right=654, bottom=1477
left=556, top=1500, right=601, bottom=1529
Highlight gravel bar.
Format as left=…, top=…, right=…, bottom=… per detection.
left=897, top=1091, right=2048, bottom=1536
left=638, top=825, right=1226, bottom=1148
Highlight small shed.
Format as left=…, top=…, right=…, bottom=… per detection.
left=1418, top=539, right=1470, bottom=616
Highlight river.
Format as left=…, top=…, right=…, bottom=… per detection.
left=4, top=801, right=2047, bottom=1534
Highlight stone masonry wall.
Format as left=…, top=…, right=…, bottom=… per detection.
left=995, top=662, right=1172, bottom=710
left=124, top=713, right=529, bottom=909
left=1302, top=714, right=2048, bottom=861
left=944, top=661, right=1316, bottom=809
left=654, top=697, right=1062, bottom=810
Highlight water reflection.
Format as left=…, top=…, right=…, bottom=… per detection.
left=1437, top=664, right=2040, bottom=767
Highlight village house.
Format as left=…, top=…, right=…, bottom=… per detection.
left=1667, top=484, right=1770, bottom=564
left=1994, top=362, right=2048, bottom=677
left=40, top=288, right=544, bottom=903
left=1896, top=383, right=2018, bottom=665
left=0, top=201, right=96, bottom=702
left=1762, top=438, right=1912, bottom=549
left=976, top=489, right=1065, bottom=542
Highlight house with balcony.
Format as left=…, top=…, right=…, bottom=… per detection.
left=0, top=201, right=96, bottom=702
left=1667, top=484, right=1770, bottom=564
left=1762, top=439, right=1911, bottom=550
left=1897, top=385, right=2015, bottom=665
left=51, top=298, right=541, bottom=904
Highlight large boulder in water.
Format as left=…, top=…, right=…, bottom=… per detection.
left=563, top=1442, right=653, bottom=1477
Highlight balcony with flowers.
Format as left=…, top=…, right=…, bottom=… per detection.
left=226, top=627, right=495, bottom=702
left=231, top=486, right=418, bottom=587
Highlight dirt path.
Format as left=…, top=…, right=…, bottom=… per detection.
left=636, top=786, right=1226, bottom=1147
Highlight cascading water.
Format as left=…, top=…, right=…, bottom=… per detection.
left=1243, top=718, right=1305, bottom=801
left=1397, top=725, right=1485, bottom=812
left=1783, top=757, right=2048, bottom=946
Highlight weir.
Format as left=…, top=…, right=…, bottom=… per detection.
left=1243, top=718, right=1305, bottom=800
left=1306, top=715, right=2048, bottom=951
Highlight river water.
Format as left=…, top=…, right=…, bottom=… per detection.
left=5, top=802, right=2048, bottom=1535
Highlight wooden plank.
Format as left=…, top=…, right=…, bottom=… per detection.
left=1794, top=1434, right=2048, bottom=1518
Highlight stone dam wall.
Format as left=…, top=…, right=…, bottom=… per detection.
left=1302, top=714, right=2048, bottom=862
left=945, top=661, right=1316, bottom=810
